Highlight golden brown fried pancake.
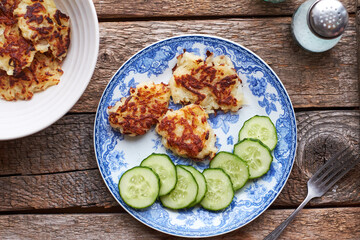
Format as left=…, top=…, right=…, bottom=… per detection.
left=169, top=51, right=243, bottom=114
left=0, top=52, right=62, bottom=100
left=0, top=2, right=37, bottom=75
left=156, top=104, right=217, bottom=159
left=14, top=0, right=70, bottom=60
left=108, top=82, right=171, bottom=136
left=0, top=0, right=19, bottom=17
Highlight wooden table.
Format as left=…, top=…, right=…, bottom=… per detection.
left=1, top=0, right=359, bottom=239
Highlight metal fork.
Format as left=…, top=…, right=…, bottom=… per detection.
left=264, top=146, right=360, bottom=240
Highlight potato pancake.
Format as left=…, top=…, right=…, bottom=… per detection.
left=14, top=0, right=70, bottom=60
left=108, top=82, right=171, bottom=136
left=0, top=52, right=62, bottom=100
left=156, top=104, right=217, bottom=159
left=0, top=5, right=36, bottom=75
left=0, top=0, right=19, bottom=17
left=169, top=51, right=243, bottom=114
left=0, top=0, right=70, bottom=101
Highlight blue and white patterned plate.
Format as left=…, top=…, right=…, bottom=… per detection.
left=94, top=35, right=297, bottom=238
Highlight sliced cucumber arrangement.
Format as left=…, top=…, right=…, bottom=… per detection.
left=180, top=165, right=207, bottom=207
left=210, top=152, right=249, bottom=191
left=118, top=166, right=160, bottom=209
left=140, top=153, right=177, bottom=196
left=117, top=115, right=278, bottom=212
left=200, top=168, right=234, bottom=211
left=238, top=115, right=277, bottom=150
left=233, top=138, right=273, bottom=179
left=160, top=166, right=198, bottom=209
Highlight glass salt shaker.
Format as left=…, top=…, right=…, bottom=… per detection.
left=291, top=0, right=348, bottom=52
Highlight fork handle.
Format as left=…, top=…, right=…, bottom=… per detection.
left=264, top=193, right=314, bottom=240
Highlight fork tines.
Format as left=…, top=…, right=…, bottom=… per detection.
left=310, top=146, right=360, bottom=195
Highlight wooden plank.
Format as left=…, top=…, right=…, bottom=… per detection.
left=1, top=207, right=359, bottom=239
left=0, top=115, right=96, bottom=176
left=0, top=110, right=358, bottom=211
left=93, top=0, right=356, bottom=19
left=1, top=110, right=358, bottom=176
left=273, top=110, right=360, bottom=207
left=71, top=17, right=358, bottom=113
left=357, top=2, right=360, bottom=99
left=0, top=170, right=116, bottom=211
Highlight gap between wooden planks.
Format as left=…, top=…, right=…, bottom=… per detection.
left=0, top=110, right=359, bottom=212
left=71, top=17, right=358, bottom=113
left=0, top=207, right=359, bottom=239
left=92, top=0, right=356, bottom=19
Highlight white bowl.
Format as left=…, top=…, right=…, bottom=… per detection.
left=0, top=0, right=99, bottom=140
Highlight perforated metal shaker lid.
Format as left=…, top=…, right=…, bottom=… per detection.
left=308, top=0, right=348, bottom=39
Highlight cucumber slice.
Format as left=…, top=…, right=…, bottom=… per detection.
left=200, top=168, right=234, bottom=211
left=118, top=166, right=160, bottom=209
left=210, top=152, right=249, bottom=191
left=180, top=165, right=207, bottom=207
left=160, top=166, right=198, bottom=209
left=140, top=153, right=177, bottom=196
left=233, top=138, right=273, bottom=179
left=239, top=115, right=278, bottom=150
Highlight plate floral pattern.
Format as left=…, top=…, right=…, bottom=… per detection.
left=94, top=35, right=297, bottom=237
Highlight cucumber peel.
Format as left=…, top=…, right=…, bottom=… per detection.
left=210, top=151, right=249, bottom=191
left=200, top=168, right=234, bottom=211
left=239, top=115, right=277, bottom=150
left=233, top=138, right=273, bottom=179
left=140, top=153, right=177, bottom=196
left=118, top=166, right=160, bottom=209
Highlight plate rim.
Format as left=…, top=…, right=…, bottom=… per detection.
left=0, top=0, right=100, bottom=141
left=93, top=34, right=297, bottom=238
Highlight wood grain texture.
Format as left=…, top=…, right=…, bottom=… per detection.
left=93, top=0, right=356, bottom=19
left=71, top=17, right=358, bottom=113
left=273, top=110, right=360, bottom=207
left=357, top=4, right=360, bottom=104
left=0, top=115, right=96, bottom=176
left=1, top=208, right=359, bottom=239
left=0, top=111, right=358, bottom=211
left=0, top=170, right=116, bottom=211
